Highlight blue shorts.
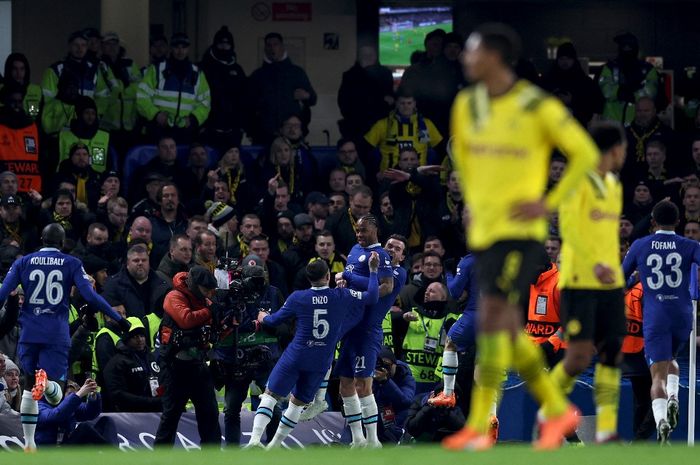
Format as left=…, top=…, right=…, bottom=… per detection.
left=18, top=343, right=69, bottom=381
left=334, top=326, right=382, bottom=378
left=644, top=310, right=692, bottom=366
left=266, top=354, right=326, bottom=404
left=447, top=311, right=477, bottom=351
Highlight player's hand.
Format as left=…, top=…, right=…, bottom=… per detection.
left=511, top=200, right=548, bottom=221
left=335, top=272, right=346, bottom=285
left=257, top=310, right=268, bottom=324
left=369, top=251, right=379, bottom=272
left=403, top=311, right=419, bottom=322
left=594, top=263, right=616, bottom=284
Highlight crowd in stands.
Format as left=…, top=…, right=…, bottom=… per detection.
left=1, top=24, right=700, bottom=445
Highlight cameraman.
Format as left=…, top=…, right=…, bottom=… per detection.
left=210, top=254, right=288, bottom=447
left=154, top=266, right=221, bottom=447
left=372, top=347, right=415, bottom=443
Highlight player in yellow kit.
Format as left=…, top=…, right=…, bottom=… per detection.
left=441, top=23, right=599, bottom=451
left=549, top=122, right=628, bottom=443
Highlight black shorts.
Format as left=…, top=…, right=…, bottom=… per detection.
left=474, top=240, right=544, bottom=308
left=560, top=288, right=626, bottom=344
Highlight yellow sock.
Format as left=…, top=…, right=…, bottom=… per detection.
left=594, top=363, right=621, bottom=439
left=550, top=362, right=577, bottom=395
left=511, top=332, right=568, bottom=419
left=467, top=331, right=511, bottom=434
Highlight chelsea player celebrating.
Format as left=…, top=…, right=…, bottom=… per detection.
left=623, top=200, right=700, bottom=443
left=0, top=224, right=129, bottom=451
left=246, top=254, right=380, bottom=448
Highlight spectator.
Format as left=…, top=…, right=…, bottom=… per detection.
left=544, top=236, right=562, bottom=263
left=423, top=236, right=446, bottom=258
left=40, top=69, right=79, bottom=137
left=89, top=305, right=126, bottom=400
left=249, top=32, right=317, bottom=144
left=625, top=181, right=654, bottom=225
left=400, top=29, right=461, bottom=136
left=305, top=191, right=330, bottom=231
left=328, top=192, right=347, bottom=216
left=2, top=53, right=42, bottom=120
left=258, top=178, right=300, bottom=236
left=227, top=213, right=262, bottom=260
left=36, top=378, right=117, bottom=446
left=638, top=140, right=678, bottom=202
left=103, top=317, right=162, bottom=412
left=194, top=230, right=218, bottom=272
left=328, top=168, right=347, bottom=195
left=250, top=235, right=288, bottom=297
left=129, top=137, right=186, bottom=204
left=680, top=185, right=700, bottom=233
left=39, top=188, right=90, bottom=243
left=261, top=131, right=317, bottom=206
left=0, top=194, right=38, bottom=253
left=541, top=42, right=604, bottom=126
left=270, top=210, right=295, bottom=261
left=345, top=172, right=365, bottom=195
left=2, top=355, right=21, bottom=412
left=326, top=185, right=373, bottom=255
left=71, top=222, right=117, bottom=266
left=94, top=170, right=122, bottom=214
left=102, top=196, right=128, bottom=245
left=398, top=251, right=445, bottom=314
left=335, top=139, right=367, bottom=179
left=598, top=32, right=659, bottom=124
left=620, top=215, right=635, bottom=242
left=365, top=88, right=443, bottom=176
left=438, top=170, right=466, bottom=258
left=82, top=27, right=102, bottom=65
left=199, top=26, right=248, bottom=151
left=684, top=220, right=700, bottom=241
left=204, top=145, right=257, bottom=214
left=292, top=230, right=346, bottom=290
left=156, top=233, right=192, bottom=283
left=282, top=213, right=316, bottom=283
left=0, top=82, right=42, bottom=194
left=148, top=34, right=169, bottom=67
left=56, top=142, right=102, bottom=206
left=337, top=45, right=394, bottom=140
left=101, top=243, right=170, bottom=319
left=99, top=32, right=142, bottom=150
left=372, top=347, right=416, bottom=443
left=548, top=154, right=567, bottom=190
left=137, top=32, right=210, bottom=143
left=186, top=215, right=208, bottom=243
left=404, top=384, right=465, bottom=442
left=178, top=143, right=211, bottom=212
left=204, top=201, right=238, bottom=249
left=147, top=182, right=188, bottom=266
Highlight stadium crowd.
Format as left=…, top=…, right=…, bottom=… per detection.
left=0, top=23, right=699, bottom=448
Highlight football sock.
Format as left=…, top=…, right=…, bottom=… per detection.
left=442, top=350, right=458, bottom=396
left=314, top=367, right=332, bottom=403
left=20, top=390, right=38, bottom=450
left=594, top=363, right=621, bottom=441
left=249, top=393, right=277, bottom=444
left=342, top=394, right=365, bottom=444
left=550, top=361, right=577, bottom=395
left=360, top=394, right=380, bottom=444
left=44, top=381, right=63, bottom=406
left=667, top=374, right=679, bottom=399
left=466, top=331, right=511, bottom=434
left=267, top=402, right=303, bottom=448
left=512, top=331, right=568, bottom=419
left=652, top=398, right=669, bottom=428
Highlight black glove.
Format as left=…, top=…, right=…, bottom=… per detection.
left=117, top=317, right=132, bottom=333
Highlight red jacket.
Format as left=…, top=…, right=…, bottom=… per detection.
left=162, top=272, right=212, bottom=332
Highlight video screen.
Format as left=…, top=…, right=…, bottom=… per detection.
left=379, top=5, right=453, bottom=67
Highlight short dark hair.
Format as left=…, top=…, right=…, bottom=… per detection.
left=127, top=243, right=149, bottom=257
left=646, top=139, right=667, bottom=154
left=250, top=235, right=269, bottom=244
left=169, top=233, right=191, bottom=250
left=265, top=32, right=283, bottom=43
left=422, top=251, right=442, bottom=262
left=194, top=230, right=216, bottom=248
left=388, top=234, right=408, bottom=251
left=589, top=121, right=626, bottom=153
left=336, top=138, right=356, bottom=150
left=350, top=185, right=373, bottom=199
left=546, top=236, right=562, bottom=245
left=305, top=258, right=329, bottom=282
left=652, top=200, right=680, bottom=226
left=424, top=236, right=442, bottom=245
left=473, top=23, right=522, bottom=66
left=157, top=182, right=179, bottom=203
left=411, top=252, right=425, bottom=266
left=188, top=215, right=207, bottom=227
left=87, top=222, right=108, bottom=237
left=358, top=214, right=378, bottom=228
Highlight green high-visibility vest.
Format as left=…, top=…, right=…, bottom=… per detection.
left=382, top=311, right=393, bottom=349
left=91, top=327, right=120, bottom=373
left=401, top=310, right=448, bottom=384
left=58, top=128, right=110, bottom=173
left=143, top=313, right=161, bottom=351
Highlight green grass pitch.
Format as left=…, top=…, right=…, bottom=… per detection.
left=8, top=443, right=698, bottom=465
left=379, top=22, right=453, bottom=66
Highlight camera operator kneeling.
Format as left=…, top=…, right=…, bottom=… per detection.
left=154, top=266, right=221, bottom=448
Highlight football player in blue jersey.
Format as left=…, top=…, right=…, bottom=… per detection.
left=0, top=223, right=129, bottom=451
left=245, top=253, right=380, bottom=448
left=623, top=200, right=700, bottom=443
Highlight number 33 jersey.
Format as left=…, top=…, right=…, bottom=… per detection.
left=623, top=230, right=700, bottom=316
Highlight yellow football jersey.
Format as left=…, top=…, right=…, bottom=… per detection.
left=558, top=171, right=624, bottom=289
left=450, top=80, right=599, bottom=251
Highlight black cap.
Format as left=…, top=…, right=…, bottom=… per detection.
left=188, top=266, right=217, bottom=289
left=277, top=210, right=295, bottom=223
left=213, top=26, right=234, bottom=45
left=294, top=213, right=314, bottom=228
left=378, top=347, right=396, bottom=364
left=305, top=191, right=330, bottom=207
left=68, top=30, right=88, bottom=43
left=1, top=194, right=19, bottom=207
left=83, top=254, right=110, bottom=275
left=171, top=32, right=191, bottom=47
left=101, top=170, right=120, bottom=184
left=144, top=172, right=167, bottom=184
left=614, top=32, right=638, bottom=48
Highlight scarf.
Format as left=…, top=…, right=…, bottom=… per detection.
left=236, top=233, right=250, bottom=258
left=225, top=167, right=242, bottom=204
left=75, top=173, right=88, bottom=205
left=52, top=211, right=73, bottom=231
left=348, top=208, right=359, bottom=233
left=126, top=232, right=153, bottom=252
left=3, top=222, right=22, bottom=245
left=630, top=120, right=661, bottom=162
left=276, top=163, right=295, bottom=195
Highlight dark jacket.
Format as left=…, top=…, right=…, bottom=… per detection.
left=388, top=168, right=442, bottom=243
left=147, top=209, right=188, bottom=267
left=156, top=253, right=190, bottom=283
left=36, top=393, right=102, bottom=445
left=199, top=47, right=248, bottom=133
left=337, top=61, right=394, bottom=139
left=325, top=209, right=359, bottom=256
left=101, top=268, right=171, bottom=318
left=103, top=340, right=162, bottom=412
left=373, top=360, right=416, bottom=428
left=404, top=388, right=465, bottom=442
left=282, top=240, right=316, bottom=287
left=248, top=56, right=317, bottom=143
left=128, top=158, right=188, bottom=204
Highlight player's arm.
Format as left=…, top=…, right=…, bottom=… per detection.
left=342, top=270, right=371, bottom=290
left=446, top=256, right=471, bottom=300
left=260, top=294, right=296, bottom=327
left=73, top=266, right=127, bottom=326
left=0, top=262, right=21, bottom=304
left=622, top=241, right=639, bottom=285
left=361, top=253, right=381, bottom=304
left=541, top=99, right=599, bottom=211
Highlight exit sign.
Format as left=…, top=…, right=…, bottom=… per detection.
left=272, top=2, right=312, bottom=21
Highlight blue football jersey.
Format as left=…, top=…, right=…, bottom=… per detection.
left=447, top=254, right=478, bottom=313
left=623, top=231, right=700, bottom=315
left=263, top=279, right=379, bottom=370
left=0, top=247, right=122, bottom=346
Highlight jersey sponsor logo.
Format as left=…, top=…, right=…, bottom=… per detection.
left=589, top=209, right=618, bottom=221
left=131, top=367, right=145, bottom=373
left=467, top=143, right=528, bottom=158
left=312, top=295, right=328, bottom=305
left=306, top=340, right=327, bottom=347
left=655, top=294, right=679, bottom=302
left=651, top=241, right=677, bottom=250
left=29, top=256, right=65, bottom=266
